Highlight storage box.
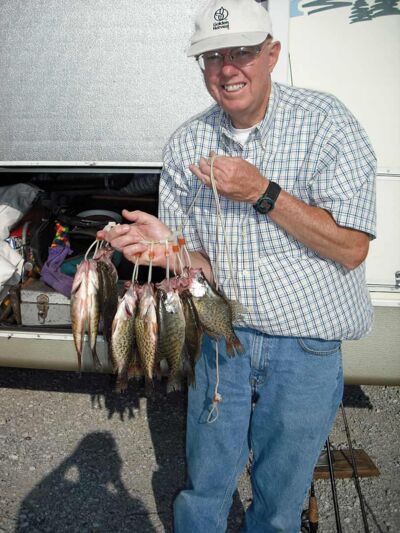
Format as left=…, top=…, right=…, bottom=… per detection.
left=20, top=279, right=71, bottom=327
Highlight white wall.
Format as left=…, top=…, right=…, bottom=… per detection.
left=289, top=3, right=400, bottom=175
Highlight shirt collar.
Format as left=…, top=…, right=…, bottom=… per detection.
left=219, top=82, right=281, bottom=149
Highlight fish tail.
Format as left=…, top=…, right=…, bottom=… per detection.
left=91, top=346, right=102, bottom=369
left=226, top=340, right=234, bottom=356
left=73, top=335, right=83, bottom=370
left=185, top=366, right=196, bottom=389
left=72, top=322, right=86, bottom=370
left=226, top=335, right=243, bottom=357
left=127, top=362, right=143, bottom=380
left=166, top=374, right=183, bottom=394
left=233, top=336, right=244, bottom=354
left=116, top=372, right=128, bottom=393
left=75, top=349, right=82, bottom=371
left=88, top=318, right=101, bottom=368
left=144, top=377, right=155, bottom=398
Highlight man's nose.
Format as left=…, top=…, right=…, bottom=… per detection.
left=221, top=52, right=237, bottom=66
left=221, top=55, right=239, bottom=73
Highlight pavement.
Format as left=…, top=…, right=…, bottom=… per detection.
left=0, top=368, right=399, bottom=532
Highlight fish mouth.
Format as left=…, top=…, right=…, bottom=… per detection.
left=222, top=82, right=246, bottom=93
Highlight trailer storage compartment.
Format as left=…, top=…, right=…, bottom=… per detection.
left=0, top=165, right=163, bottom=373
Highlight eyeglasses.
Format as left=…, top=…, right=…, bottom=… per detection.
left=197, top=43, right=264, bottom=72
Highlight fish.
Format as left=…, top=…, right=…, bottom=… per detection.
left=111, top=284, right=138, bottom=392
left=86, top=259, right=102, bottom=368
left=180, top=291, right=203, bottom=387
left=95, top=248, right=119, bottom=348
left=134, top=283, right=158, bottom=391
left=181, top=267, right=245, bottom=356
left=70, top=259, right=101, bottom=369
left=156, top=278, right=186, bottom=393
left=71, top=260, right=89, bottom=370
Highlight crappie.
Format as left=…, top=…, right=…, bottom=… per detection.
left=95, top=248, right=118, bottom=348
left=71, top=260, right=89, bottom=370
left=135, top=283, right=158, bottom=387
left=156, top=279, right=186, bottom=393
left=87, top=259, right=101, bottom=368
left=70, top=259, right=101, bottom=369
left=111, top=284, right=138, bottom=392
left=182, top=268, right=244, bottom=356
left=180, top=291, right=202, bottom=387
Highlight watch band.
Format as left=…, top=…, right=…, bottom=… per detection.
left=253, top=181, right=281, bottom=214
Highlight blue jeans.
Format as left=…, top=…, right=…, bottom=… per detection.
left=174, top=328, right=344, bottom=533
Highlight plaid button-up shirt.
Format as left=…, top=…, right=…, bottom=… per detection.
left=158, top=82, right=377, bottom=340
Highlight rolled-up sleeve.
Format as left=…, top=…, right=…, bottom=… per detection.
left=309, top=117, right=377, bottom=239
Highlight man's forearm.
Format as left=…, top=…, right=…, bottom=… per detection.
left=181, top=251, right=214, bottom=283
left=269, top=190, right=369, bottom=270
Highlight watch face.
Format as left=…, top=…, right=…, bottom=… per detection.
left=259, top=199, right=270, bottom=214
left=254, top=196, right=273, bottom=214
left=253, top=182, right=280, bottom=215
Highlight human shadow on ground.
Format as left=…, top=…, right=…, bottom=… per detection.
left=15, top=431, right=156, bottom=532
left=2, top=368, right=245, bottom=532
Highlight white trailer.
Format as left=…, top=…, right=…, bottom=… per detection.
left=0, top=0, right=398, bottom=384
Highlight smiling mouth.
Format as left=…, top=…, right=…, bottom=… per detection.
left=223, top=83, right=246, bottom=93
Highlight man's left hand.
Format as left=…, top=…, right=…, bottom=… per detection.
left=189, top=153, right=268, bottom=204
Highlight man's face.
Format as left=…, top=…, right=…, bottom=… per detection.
left=202, top=40, right=281, bottom=129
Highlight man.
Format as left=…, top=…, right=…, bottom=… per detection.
left=99, top=1, right=376, bottom=531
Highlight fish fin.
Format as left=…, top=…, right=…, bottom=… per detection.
left=91, top=347, right=102, bottom=369
left=71, top=279, right=82, bottom=295
left=183, top=360, right=196, bottom=388
left=116, top=374, right=128, bottom=393
left=226, top=340, right=234, bottom=356
left=145, top=378, right=155, bottom=398
left=226, top=336, right=243, bottom=357
left=233, top=336, right=244, bottom=355
left=166, top=375, right=183, bottom=394
left=228, top=299, right=248, bottom=322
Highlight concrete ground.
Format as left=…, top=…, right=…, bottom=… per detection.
left=0, top=368, right=398, bottom=532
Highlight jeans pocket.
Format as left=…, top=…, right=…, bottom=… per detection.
left=298, top=337, right=341, bottom=356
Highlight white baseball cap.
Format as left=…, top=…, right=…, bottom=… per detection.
left=187, top=0, right=273, bottom=57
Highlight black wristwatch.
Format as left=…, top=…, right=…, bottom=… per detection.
left=253, top=181, right=281, bottom=214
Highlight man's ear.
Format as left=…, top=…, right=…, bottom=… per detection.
left=267, top=41, right=281, bottom=74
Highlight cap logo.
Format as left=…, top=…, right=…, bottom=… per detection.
left=213, top=6, right=229, bottom=31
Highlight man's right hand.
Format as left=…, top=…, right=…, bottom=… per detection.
left=96, top=210, right=173, bottom=268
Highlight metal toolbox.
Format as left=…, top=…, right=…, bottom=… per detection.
left=20, top=279, right=71, bottom=327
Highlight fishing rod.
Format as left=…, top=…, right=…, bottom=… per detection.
left=340, top=402, right=370, bottom=532
left=325, top=437, right=342, bottom=533
left=308, top=481, right=319, bottom=533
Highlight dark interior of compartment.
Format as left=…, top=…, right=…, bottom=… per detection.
left=4, top=169, right=165, bottom=286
